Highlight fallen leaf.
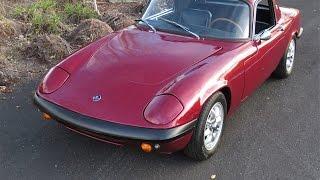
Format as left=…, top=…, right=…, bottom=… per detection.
left=0, top=86, right=6, bottom=92
left=0, top=86, right=13, bottom=93
left=0, top=86, right=9, bottom=93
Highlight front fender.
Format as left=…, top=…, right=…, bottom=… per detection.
left=158, top=62, right=229, bottom=127
left=198, top=80, right=228, bottom=106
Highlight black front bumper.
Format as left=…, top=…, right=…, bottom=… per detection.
left=34, top=93, right=196, bottom=141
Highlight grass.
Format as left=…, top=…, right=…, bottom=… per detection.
left=12, top=6, right=27, bottom=19
left=13, top=0, right=61, bottom=34
left=64, top=3, right=98, bottom=23
left=11, top=0, right=99, bottom=34
left=29, top=0, right=56, bottom=12
left=0, top=1, right=6, bottom=18
left=31, top=12, right=61, bottom=34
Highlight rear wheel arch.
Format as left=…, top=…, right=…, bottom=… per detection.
left=272, top=37, right=296, bottom=78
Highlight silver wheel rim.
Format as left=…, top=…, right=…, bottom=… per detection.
left=286, top=40, right=296, bottom=73
left=204, top=102, right=224, bottom=151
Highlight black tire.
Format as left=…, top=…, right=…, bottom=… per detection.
left=272, top=38, right=296, bottom=79
left=184, top=92, right=227, bottom=161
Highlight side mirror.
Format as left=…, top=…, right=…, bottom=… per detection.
left=260, top=30, right=272, bottom=41
left=254, top=30, right=272, bottom=42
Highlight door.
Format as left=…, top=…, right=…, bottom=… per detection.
left=243, top=0, right=286, bottom=98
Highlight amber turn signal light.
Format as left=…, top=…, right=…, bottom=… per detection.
left=42, top=113, right=52, bottom=121
left=141, top=143, right=152, bottom=153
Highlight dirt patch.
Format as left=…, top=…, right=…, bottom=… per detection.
left=26, top=34, right=72, bottom=65
left=0, top=68, right=12, bottom=86
left=99, top=1, right=146, bottom=16
left=101, top=12, right=135, bottom=31
left=67, top=18, right=113, bottom=46
left=0, top=18, right=27, bottom=39
left=0, top=35, right=48, bottom=88
left=99, top=1, right=145, bottom=30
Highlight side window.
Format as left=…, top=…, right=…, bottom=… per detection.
left=255, top=0, right=276, bottom=34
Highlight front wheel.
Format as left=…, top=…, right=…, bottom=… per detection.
left=273, top=38, right=296, bottom=78
left=184, top=92, right=227, bottom=161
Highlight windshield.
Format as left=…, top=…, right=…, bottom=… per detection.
left=141, top=0, right=250, bottom=39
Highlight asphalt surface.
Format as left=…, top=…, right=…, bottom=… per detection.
left=0, top=1, right=319, bottom=179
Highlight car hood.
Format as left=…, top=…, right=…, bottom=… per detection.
left=41, top=29, right=222, bottom=128
left=76, top=29, right=222, bottom=85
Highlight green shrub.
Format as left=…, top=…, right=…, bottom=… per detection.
left=13, top=0, right=57, bottom=20
left=31, top=12, right=61, bottom=34
left=29, top=0, right=56, bottom=12
left=11, top=0, right=99, bottom=34
left=12, top=0, right=62, bottom=34
left=12, top=6, right=28, bottom=20
left=64, top=3, right=98, bottom=23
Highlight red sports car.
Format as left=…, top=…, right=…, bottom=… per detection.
left=34, top=0, right=303, bottom=160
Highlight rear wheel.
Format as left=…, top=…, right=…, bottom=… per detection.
left=184, top=92, right=227, bottom=161
left=273, top=38, right=296, bottom=78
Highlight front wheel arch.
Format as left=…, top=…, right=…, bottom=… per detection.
left=219, top=87, right=231, bottom=113
left=184, top=91, right=227, bottom=160
left=200, top=84, right=231, bottom=114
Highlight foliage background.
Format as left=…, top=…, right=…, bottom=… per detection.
left=0, top=0, right=145, bottom=91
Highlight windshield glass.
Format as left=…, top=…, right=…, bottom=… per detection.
left=141, top=0, right=250, bottom=39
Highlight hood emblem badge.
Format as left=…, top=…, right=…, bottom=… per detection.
left=92, top=95, right=102, bottom=102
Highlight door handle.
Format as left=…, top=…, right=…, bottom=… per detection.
left=278, top=24, right=285, bottom=31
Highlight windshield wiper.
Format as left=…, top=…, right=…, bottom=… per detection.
left=158, top=17, right=200, bottom=40
left=135, top=19, right=157, bottom=33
